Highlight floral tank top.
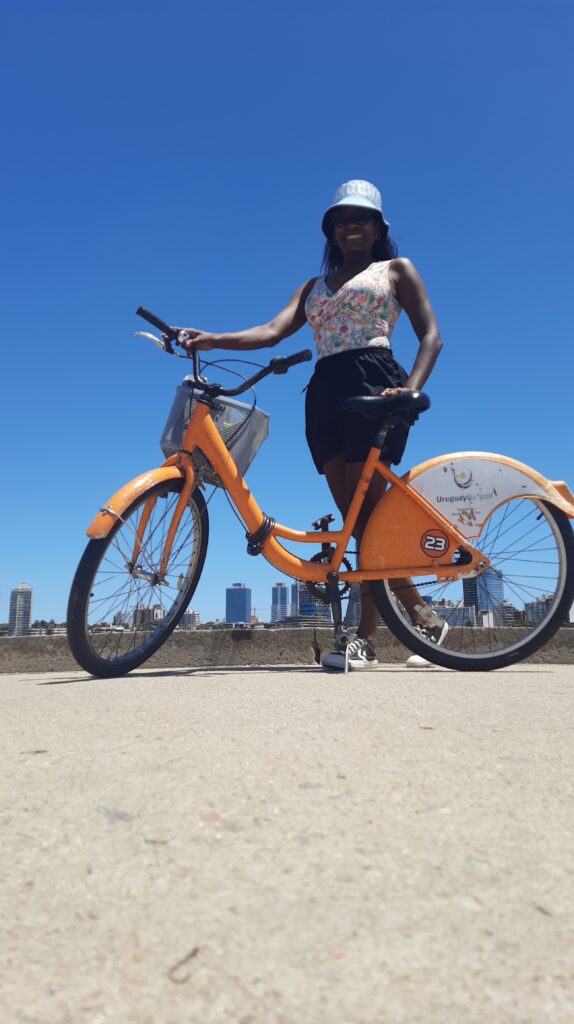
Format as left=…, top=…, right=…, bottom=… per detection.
left=305, top=260, right=402, bottom=360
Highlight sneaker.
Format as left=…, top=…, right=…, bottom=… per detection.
left=321, top=636, right=379, bottom=672
left=406, top=611, right=449, bottom=668
left=406, top=653, right=434, bottom=668
left=413, top=617, right=449, bottom=647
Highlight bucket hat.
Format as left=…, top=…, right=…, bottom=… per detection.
left=322, top=179, right=390, bottom=238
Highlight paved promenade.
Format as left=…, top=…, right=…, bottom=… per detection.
left=2, top=664, right=573, bottom=1023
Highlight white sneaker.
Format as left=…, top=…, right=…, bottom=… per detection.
left=321, top=636, right=379, bottom=671
left=406, top=653, right=434, bottom=668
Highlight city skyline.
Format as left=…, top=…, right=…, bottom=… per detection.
left=3, top=574, right=574, bottom=631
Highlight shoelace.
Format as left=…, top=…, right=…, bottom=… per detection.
left=414, top=622, right=445, bottom=645
left=347, top=638, right=364, bottom=656
left=345, top=637, right=365, bottom=675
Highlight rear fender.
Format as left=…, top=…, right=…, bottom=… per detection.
left=407, top=452, right=574, bottom=537
left=86, top=463, right=187, bottom=539
left=361, top=453, right=574, bottom=570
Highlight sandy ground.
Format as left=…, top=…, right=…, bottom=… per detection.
left=2, top=663, right=573, bottom=1023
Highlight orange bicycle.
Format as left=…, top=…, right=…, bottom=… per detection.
left=67, top=308, right=574, bottom=677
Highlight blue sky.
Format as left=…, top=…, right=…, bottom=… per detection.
left=1, top=0, right=573, bottom=623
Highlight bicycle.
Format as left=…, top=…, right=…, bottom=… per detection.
left=67, top=307, right=574, bottom=677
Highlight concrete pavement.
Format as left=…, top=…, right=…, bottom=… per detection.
left=2, top=664, right=573, bottom=1023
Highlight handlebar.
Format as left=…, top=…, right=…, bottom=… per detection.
left=136, top=306, right=178, bottom=341
left=136, top=306, right=313, bottom=398
left=215, top=349, right=313, bottom=397
left=269, top=350, right=313, bottom=374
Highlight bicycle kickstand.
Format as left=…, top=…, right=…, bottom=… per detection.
left=325, top=572, right=351, bottom=675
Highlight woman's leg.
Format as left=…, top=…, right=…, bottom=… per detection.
left=324, top=456, right=437, bottom=645
left=323, top=455, right=388, bottom=645
left=344, top=461, right=388, bottom=644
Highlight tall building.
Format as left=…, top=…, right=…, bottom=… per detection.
left=9, top=582, right=33, bottom=636
left=226, top=583, right=251, bottom=624
left=271, top=582, right=289, bottom=622
left=463, top=569, right=505, bottom=623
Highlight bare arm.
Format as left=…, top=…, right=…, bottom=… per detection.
left=178, top=277, right=317, bottom=352
left=384, top=258, right=443, bottom=393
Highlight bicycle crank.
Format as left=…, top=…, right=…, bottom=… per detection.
left=307, top=551, right=353, bottom=602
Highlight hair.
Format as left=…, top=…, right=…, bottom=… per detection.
left=321, top=215, right=399, bottom=275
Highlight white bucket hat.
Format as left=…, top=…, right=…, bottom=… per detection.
left=322, top=179, right=390, bottom=238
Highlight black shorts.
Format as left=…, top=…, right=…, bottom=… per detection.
left=305, top=347, right=410, bottom=474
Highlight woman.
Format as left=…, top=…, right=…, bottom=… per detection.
left=179, top=180, right=446, bottom=670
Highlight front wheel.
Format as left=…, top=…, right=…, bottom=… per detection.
left=372, top=499, right=574, bottom=671
left=67, top=480, right=209, bottom=677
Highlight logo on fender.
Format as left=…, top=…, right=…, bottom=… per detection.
left=421, top=530, right=450, bottom=556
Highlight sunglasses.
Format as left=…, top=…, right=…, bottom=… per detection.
left=330, top=209, right=377, bottom=228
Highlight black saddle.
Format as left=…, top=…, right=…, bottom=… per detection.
left=342, top=390, right=431, bottom=420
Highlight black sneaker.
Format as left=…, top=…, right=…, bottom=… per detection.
left=413, top=618, right=449, bottom=646
left=321, top=636, right=379, bottom=671
left=407, top=612, right=449, bottom=668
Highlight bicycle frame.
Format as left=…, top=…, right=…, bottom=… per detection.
left=87, top=398, right=489, bottom=586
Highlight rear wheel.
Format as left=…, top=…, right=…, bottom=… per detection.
left=67, top=480, right=208, bottom=677
left=372, top=498, right=574, bottom=670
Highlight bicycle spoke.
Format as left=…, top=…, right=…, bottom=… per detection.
left=77, top=484, right=206, bottom=666
left=376, top=496, right=571, bottom=665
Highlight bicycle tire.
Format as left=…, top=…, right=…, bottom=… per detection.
left=371, top=499, right=574, bottom=671
left=67, top=480, right=208, bottom=677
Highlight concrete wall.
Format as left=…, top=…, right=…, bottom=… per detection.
left=1, top=627, right=573, bottom=674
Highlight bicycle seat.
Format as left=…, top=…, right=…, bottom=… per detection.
left=342, top=391, right=431, bottom=419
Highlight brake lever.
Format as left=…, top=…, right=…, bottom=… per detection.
left=134, top=331, right=179, bottom=357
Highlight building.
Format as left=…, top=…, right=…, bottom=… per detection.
left=271, top=582, right=289, bottom=622
left=180, top=610, right=201, bottom=628
left=226, top=583, right=251, bottom=624
left=524, top=593, right=555, bottom=624
left=133, top=605, right=151, bottom=627
left=500, top=601, right=523, bottom=626
left=463, top=569, right=505, bottom=624
left=432, top=603, right=475, bottom=627
left=9, top=582, right=33, bottom=636
left=289, top=581, right=332, bottom=624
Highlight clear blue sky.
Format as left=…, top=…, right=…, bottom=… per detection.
left=1, top=0, right=573, bottom=623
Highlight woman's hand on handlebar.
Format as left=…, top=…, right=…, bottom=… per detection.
left=165, top=328, right=219, bottom=353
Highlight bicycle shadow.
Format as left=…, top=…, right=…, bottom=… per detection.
left=36, top=665, right=322, bottom=685
left=35, top=663, right=557, bottom=685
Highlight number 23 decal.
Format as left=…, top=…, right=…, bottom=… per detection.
left=421, top=530, right=450, bottom=556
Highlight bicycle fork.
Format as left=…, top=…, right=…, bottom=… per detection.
left=128, top=463, right=196, bottom=581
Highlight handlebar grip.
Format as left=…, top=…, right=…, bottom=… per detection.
left=136, top=307, right=178, bottom=340
left=269, top=349, right=313, bottom=374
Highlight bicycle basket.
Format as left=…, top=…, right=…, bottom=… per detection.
left=160, top=378, right=270, bottom=488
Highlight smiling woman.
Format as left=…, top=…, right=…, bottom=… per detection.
left=175, top=179, right=444, bottom=670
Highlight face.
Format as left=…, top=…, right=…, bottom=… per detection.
left=329, top=206, right=380, bottom=252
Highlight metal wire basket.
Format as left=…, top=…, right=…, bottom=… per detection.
left=160, top=378, right=270, bottom=487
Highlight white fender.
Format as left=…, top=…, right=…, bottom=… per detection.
left=405, top=452, right=574, bottom=540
